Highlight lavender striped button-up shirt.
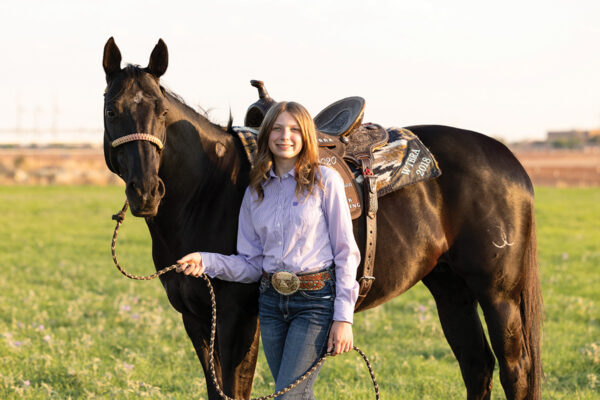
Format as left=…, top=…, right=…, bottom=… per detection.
left=201, top=165, right=361, bottom=323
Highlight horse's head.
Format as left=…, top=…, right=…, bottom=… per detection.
left=102, top=37, right=169, bottom=217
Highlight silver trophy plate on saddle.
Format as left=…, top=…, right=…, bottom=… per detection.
left=271, top=271, right=300, bottom=295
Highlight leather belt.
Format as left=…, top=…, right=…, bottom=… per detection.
left=262, top=270, right=333, bottom=292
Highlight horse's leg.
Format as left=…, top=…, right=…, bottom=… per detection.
left=457, top=211, right=541, bottom=400
left=216, top=305, right=261, bottom=399
left=476, top=260, right=541, bottom=400
left=423, top=263, right=495, bottom=400
left=182, top=312, right=225, bottom=399
left=478, top=295, right=531, bottom=400
left=182, top=311, right=260, bottom=400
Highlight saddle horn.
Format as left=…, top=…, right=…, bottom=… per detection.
left=244, top=80, right=276, bottom=128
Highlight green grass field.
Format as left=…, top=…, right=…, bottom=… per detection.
left=0, top=186, right=598, bottom=399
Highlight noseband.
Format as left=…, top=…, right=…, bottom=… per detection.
left=111, top=133, right=164, bottom=150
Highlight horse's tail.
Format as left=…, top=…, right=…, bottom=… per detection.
left=521, top=204, right=543, bottom=399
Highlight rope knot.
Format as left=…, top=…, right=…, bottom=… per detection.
left=112, top=200, right=129, bottom=222
left=112, top=211, right=126, bottom=222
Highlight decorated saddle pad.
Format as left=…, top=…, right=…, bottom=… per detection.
left=233, top=126, right=441, bottom=198
left=235, top=126, right=259, bottom=166
left=351, top=127, right=441, bottom=197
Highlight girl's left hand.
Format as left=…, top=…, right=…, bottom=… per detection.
left=327, top=321, right=353, bottom=356
left=176, top=252, right=205, bottom=277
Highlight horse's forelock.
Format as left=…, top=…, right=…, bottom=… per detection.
left=123, top=64, right=146, bottom=78
left=104, top=64, right=160, bottom=102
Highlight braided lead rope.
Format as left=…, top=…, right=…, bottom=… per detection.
left=111, top=200, right=380, bottom=399
left=111, top=133, right=164, bottom=150
left=111, top=201, right=178, bottom=280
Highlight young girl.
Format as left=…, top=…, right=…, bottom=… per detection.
left=176, top=101, right=360, bottom=399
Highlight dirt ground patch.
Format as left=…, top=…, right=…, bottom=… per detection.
left=513, top=148, right=600, bottom=187
left=1, top=147, right=598, bottom=187
left=0, top=148, right=120, bottom=185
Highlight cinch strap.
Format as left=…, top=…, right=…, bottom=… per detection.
left=111, top=133, right=164, bottom=150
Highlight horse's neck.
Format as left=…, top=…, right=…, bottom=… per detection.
left=152, top=98, right=249, bottom=245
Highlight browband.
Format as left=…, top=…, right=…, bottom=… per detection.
left=111, top=133, right=164, bottom=150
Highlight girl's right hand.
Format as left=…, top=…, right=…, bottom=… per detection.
left=176, top=252, right=205, bottom=277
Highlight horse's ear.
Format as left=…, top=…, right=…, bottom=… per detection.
left=103, top=37, right=122, bottom=79
left=147, top=38, right=168, bottom=78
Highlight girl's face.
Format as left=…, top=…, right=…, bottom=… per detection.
left=268, top=111, right=304, bottom=166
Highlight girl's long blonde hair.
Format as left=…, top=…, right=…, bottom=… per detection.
left=250, top=101, right=322, bottom=201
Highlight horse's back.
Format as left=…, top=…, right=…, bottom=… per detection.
left=408, top=124, right=533, bottom=195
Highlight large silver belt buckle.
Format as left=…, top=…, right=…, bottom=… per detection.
left=271, top=271, right=300, bottom=295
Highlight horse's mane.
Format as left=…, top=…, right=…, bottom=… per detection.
left=122, top=64, right=233, bottom=133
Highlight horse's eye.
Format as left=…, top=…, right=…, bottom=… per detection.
left=105, top=108, right=116, bottom=119
left=160, top=109, right=169, bottom=119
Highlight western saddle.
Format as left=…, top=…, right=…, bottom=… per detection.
left=245, top=80, right=388, bottom=309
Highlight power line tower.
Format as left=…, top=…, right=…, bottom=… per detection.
left=15, top=95, right=23, bottom=134
left=52, top=95, right=60, bottom=140
left=33, top=105, right=42, bottom=134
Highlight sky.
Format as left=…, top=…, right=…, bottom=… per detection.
left=1, top=0, right=600, bottom=143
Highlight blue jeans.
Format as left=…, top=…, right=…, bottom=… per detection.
left=258, top=273, right=335, bottom=400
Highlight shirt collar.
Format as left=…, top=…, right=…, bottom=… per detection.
left=268, top=166, right=296, bottom=180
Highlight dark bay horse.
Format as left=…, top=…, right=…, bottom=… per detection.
left=102, top=37, right=542, bottom=400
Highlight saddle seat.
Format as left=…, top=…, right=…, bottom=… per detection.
left=313, top=96, right=365, bottom=137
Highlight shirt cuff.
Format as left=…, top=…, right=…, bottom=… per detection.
left=200, top=252, right=218, bottom=279
left=333, top=298, right=355, bottom=324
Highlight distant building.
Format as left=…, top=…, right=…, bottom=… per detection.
left=589, top=129, right=600, bottom=139
left=546, top=129, right=589, bottom=142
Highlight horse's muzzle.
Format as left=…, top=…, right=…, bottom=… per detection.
left=125, top=176, right=165, bottom=217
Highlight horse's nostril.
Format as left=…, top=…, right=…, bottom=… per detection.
left=156, top=179, right=166, bottom=198
left=128, top=180, right=143, bottom=198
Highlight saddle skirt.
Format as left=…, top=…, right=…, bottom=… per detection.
left=233, top=125, right=441, bottom=218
